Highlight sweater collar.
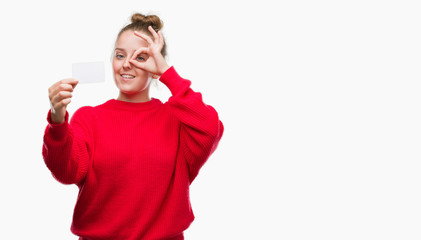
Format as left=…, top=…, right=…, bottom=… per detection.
left=104, top=98, right=162, bottom=111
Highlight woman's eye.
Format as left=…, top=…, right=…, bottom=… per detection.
left=136, top=56, right=145, bottom=61
left=115, top=54, right=124, bottom=59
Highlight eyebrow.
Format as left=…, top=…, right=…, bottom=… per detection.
left=114, top=48, right=147, bottom=56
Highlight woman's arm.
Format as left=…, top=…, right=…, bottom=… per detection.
left=42, top=107, right=92, bottom=185
left=129, top=27, right=224, bottom=182
left=160, top=67, right=224, bottom=183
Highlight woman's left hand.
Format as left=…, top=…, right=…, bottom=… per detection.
left=129, top=26, right=169, bottom=78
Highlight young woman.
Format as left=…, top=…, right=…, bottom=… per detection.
left=43, top=13, right=223, bottom=240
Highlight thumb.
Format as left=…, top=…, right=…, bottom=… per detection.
left=70, top=80, right=79, bottom=89
left=129, top=58, right=146, bottom=70
left=130, top=47, right=149, bottom=69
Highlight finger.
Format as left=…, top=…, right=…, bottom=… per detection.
left=59, top=83, right=75, bottom=92
left=148, top=26, right=160, bottom=43
left=61, top=78, right=79, bottom=89
left=51, top=91, right=73, bottom=105
left=131, top=47, right=148, bottom=57
left=52, top=98, right=72, bottom=112
left=51, top=97, right=71, bottom=116
left=134, top=31, right=154, bottom=45
left=128, top=58, right=146, bottom=70
left=61, top=97, right=71, bottom=106
left=158, top=31, right=164, bottom=46
left=131, top=47, right=150, bottom=61
left=56, top=78, right=79, bottom=89
left=70, top=81, right=79, bottom=89
left=49, top=78, right=78, bottom=94
left=49, top=83, right=76, bottom=100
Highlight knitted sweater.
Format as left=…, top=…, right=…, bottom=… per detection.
left=42, top=67, right=224, bottom=240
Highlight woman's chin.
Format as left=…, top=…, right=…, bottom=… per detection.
left=120, top=89, right=139, bottom=95
left=119, top=86, right=149, bottom=95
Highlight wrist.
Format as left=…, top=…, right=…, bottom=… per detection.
left=48, top=109, right=68, bottom=125
left=158, top=64, right=170, bottom=76
left=51, top=114, right=65, bottom=124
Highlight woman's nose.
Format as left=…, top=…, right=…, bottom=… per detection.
left=123, top=57, right=132, bottom=69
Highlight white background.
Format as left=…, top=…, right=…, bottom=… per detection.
left=0, top=0, right=421, bottom=239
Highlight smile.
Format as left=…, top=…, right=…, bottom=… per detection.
left=121, top=74, right=135, bottom=79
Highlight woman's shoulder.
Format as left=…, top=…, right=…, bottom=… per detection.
left=77, top=99, right=119, bottom=112
left=71, top=105, right=96, bottom=122
left=70, top=101, right=111, bottom=124
left=72, top=100, right=114, bottom=118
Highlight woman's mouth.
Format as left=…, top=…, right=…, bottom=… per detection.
left=121, top=74, right=135, bottom=80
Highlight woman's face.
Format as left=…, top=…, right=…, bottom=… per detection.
left=113, top=30, right=152, bottom=99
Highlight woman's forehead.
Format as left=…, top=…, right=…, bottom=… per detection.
left=115, top=30, right=148, bottom=51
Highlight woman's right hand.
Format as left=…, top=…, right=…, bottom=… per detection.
left=48, top=78, right=79, bottom=124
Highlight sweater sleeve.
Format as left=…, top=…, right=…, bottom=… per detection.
left=160, top=67, right=224, bottom=183
left=42, top=107, right=93, bottom=185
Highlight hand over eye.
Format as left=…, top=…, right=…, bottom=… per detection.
left=129, top=26, right=169, bottom=77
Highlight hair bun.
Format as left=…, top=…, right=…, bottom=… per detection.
left=131, top=13, right=163, bottom=32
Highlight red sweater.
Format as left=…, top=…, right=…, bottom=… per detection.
left=42, top=67, right=224, bottom=240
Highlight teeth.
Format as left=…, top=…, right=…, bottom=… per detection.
left=121, top=74, right=134, bottom=79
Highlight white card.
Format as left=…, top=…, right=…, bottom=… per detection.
left=72, top=61, right=105, bottom=84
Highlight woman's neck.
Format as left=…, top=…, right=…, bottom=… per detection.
left=117, top=91, right=151, bottom=103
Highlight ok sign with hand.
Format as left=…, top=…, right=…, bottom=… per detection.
left=129, top=26, right=170, bottom=79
